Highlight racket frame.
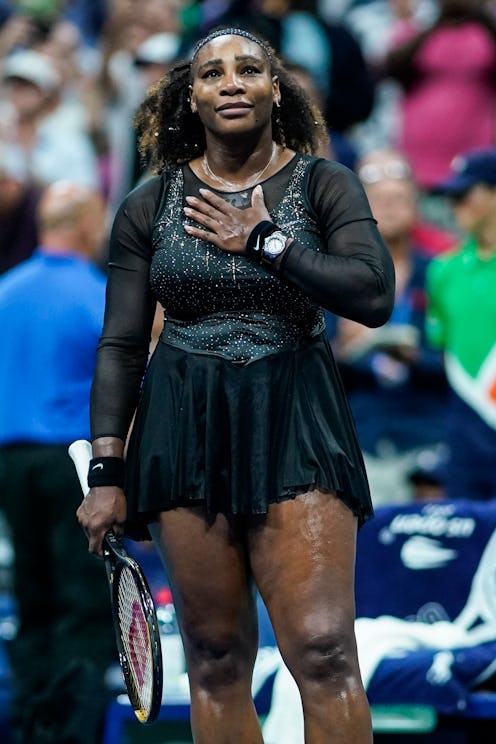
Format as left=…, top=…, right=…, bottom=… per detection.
left=103, top=530, right=163, bottom=724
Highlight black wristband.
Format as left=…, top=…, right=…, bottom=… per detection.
left=245, top=221, right=279, bottom=262
left=87, top=457, right=125, bottom=488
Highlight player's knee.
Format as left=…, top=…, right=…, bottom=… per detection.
left=287, top=623, right=358, bottom=689
left=186, top=632, right=254, bottom=692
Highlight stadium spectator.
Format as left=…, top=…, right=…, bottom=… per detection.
left=330, top=147, right=448, bottom=505
left=0, top=144, right=40, bottom=275
left=382, top=0, right=496, bottom=191
left=0, top=180, right=116, bottom=744
left=345, top=0, right=436, bottom=153
left=0, top=48, right=100, bottom=188
left=426, top=146, right=496, bottom=502
left=89, top=2, right=185, bottom=209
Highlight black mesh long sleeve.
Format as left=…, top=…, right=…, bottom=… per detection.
left=90, top=177, right=163, bottom=440
left=277, top=160, right=395, bottom=327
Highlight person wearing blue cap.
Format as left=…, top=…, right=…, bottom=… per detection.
left=426, top=146, right=496, bottom=502
left=435, top=147, right=496, bottom=198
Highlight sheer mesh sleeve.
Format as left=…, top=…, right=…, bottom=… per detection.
left=278, top=160, right=395, bottom=327
left=90, top=177, right=163, bottom=440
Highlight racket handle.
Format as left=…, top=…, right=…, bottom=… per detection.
left=68, top=439, right=92, bottom=495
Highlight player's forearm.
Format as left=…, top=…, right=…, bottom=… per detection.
left=278, top=239, right=395, bottom=327
left=90, top=342, right=149, bottom=441
left=91, top=437, right=125, bottom=459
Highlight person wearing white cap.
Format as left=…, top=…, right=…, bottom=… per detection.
left=102, top=31, right=183, bottom=212
left=2, top=48, right=62, bottom=92
left=1, top=48, right=100, bottom=189
left=129, top=31, right=182, bottom=186
left=134, top=31, right=181, bottom=69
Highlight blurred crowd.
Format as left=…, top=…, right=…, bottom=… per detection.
left=1, top=0, right=496, bottom=506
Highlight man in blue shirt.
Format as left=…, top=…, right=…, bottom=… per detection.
left=0, top=181, right=116, bottom=743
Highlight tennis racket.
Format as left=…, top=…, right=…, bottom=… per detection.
left=68, top=439, right=163, bottom=724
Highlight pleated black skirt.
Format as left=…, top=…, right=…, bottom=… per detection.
left=124, top=332, right=373, bottom=537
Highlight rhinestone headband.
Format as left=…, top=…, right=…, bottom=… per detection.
left=191, top=27, right=273, bottom=62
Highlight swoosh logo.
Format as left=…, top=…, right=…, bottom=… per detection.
left=400, top=535, right=457, bottom=570
left=91, top=463, right=104, bottom=471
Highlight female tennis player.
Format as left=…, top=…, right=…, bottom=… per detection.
left=77, top=27, right=395, bottom=743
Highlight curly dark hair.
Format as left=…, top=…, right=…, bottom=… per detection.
left=134, top=29, right=329, bottom=174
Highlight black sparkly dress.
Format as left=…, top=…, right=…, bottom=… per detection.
left=90, top=154, right=395, bottom=536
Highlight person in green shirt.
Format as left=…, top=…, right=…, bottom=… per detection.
left=426, top=147, right=496, bottom=500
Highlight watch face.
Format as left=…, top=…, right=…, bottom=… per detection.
left=263, top=231, right=287, bottom=258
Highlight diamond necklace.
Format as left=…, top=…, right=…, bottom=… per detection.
left=202, top=142, right=278, bottom=192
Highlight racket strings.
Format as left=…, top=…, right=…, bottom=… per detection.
left=117, top=566, right=154, bottom=715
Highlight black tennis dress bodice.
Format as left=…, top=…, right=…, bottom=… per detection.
left=151, top=155, right=325, bottom=363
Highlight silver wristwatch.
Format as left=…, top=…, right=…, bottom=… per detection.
left=262, top=230, right=288, bottom=261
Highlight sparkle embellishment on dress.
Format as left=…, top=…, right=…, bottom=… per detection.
left=150, top=156, right=325, bottom=364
